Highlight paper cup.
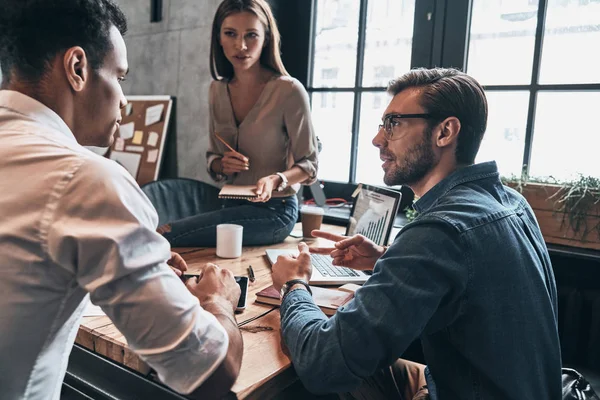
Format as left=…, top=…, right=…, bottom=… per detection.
left=300, top=206, right=324, bottom=238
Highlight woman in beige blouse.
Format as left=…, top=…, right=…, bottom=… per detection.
left=162, top=0, right=318, bottom=247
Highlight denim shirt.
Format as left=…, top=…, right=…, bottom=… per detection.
left=280, top=161, right=562, bottom=399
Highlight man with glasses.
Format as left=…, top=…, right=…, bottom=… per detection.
left=271, top=68, right=562, bottom=399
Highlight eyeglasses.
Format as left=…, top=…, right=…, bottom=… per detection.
left=378, top=113, right=435, bottom=141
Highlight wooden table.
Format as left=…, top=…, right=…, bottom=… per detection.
left=76, top=223, right=345, bottom=399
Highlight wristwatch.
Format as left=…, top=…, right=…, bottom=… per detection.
left=275, top=172, right=288, bottom=192
left=279, top=279, right=312, bottom=300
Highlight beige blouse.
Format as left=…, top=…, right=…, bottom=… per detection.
left=206, top=75, right=318, bottom=197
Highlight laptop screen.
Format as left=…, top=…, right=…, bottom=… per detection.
left=345, top=184, right=402, bottom=246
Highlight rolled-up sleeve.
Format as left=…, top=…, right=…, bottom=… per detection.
left=280, top=223, right=467, bottom=394
left=283, top=81, right=318, bottom=185
left=46, top=158, right=228, bottom=394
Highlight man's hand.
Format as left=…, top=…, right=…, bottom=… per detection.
left=221, top=151, right=249, bottom=176
left=185, top=263, right=243, bottom=400
left=272, top=242, right=312, bottom=292
left=185, top=263, right=240, bottom=313
left=310, top=230, right=385, bottom=271
left=167, top=252, right=188, bottom=277
left=250, top=175, right=279, bottom=203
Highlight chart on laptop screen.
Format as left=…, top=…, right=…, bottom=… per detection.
left=347, top=186, right=400, bottom=246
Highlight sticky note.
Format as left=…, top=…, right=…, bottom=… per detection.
left=118, top=122, right=134, bottom=140
left=147, top=149, right=158, bottom=163
left=115, top=137, right=125, bottom=151
left=147, top=131, right=159, bottom=147
left=132, top=130, right=144, bottom=145
left=145, top=104, right=164, bottom=126
left=125, top=145, right=144, bottom=153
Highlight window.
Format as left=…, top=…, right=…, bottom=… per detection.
left=309, top=0, right=416, bottom=183
left=321, top=67, right=339, bottom=80
left=304, top=0, right=599, bottom=185
left=468, top=0, right=600, bottom=181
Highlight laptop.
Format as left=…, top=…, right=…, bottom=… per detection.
left=266, top=183, right=402, bottom=285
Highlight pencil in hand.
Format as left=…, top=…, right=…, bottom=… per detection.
left=214, top=132, right=237, bottom=153
left=214, top=132, right=250, bottom=167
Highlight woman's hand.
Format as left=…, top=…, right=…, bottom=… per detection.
left=250, top=175, right=280, bottom=202
left=220, top=151, right=249, bottom=176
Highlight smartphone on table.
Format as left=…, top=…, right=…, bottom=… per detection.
left=234, top=276, right=248, bottom=312
left=182, top=274, right=248, bottom=312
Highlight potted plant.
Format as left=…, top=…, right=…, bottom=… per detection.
left=503, top=169, right=600, bottom=251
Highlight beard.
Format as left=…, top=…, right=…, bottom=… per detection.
left=383, top=126, right=436, bottom=187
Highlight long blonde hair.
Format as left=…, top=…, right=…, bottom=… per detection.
left=209, top=0, right=289, bottom=81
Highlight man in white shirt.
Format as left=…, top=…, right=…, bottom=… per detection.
left=0, top=1, right=242, bottom=399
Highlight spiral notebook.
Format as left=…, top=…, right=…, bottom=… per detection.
left=218, top=184, right=258, bottom=200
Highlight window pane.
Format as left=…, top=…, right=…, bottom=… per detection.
left=539, top=1, right=600, bottom=84
left=467, top=0, right=539, bottom=85
left=356, top=92, right=393, bottom=186
left=529, top=91, right=600, bottom=181
left=361, top=0, right=416, bottom=87
left=311, top=92, right=354, bottom=182
left=312, top=0, right=360, bottom=88
left=476, top=91, right=529, bottom=177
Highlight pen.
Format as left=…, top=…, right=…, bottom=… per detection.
left=247, top=265, right=255, bottom=282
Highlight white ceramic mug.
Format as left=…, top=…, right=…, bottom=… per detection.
left=216, top=224, right=243, bottom=258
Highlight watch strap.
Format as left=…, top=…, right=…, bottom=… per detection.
left=281, top=278, right=311, bottom=301
left=275, top=172, right=288, bottom=191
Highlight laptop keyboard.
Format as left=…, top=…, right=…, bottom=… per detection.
left=310, top=253, right=360, bottom=277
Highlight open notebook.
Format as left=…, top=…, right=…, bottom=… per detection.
left=218, top=184, right=258, bottom=200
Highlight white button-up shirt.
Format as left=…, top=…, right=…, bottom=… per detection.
left=0, top=90, right=228, bottom=399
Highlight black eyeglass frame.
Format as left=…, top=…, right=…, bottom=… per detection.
left=377, top=113, right=438, bottom=140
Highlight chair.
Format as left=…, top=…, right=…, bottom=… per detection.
left=141, top=178, right=222, bottom=226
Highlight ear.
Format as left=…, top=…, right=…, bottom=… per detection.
left=435, top=116, right=461, bottom=149
left=63, top=46, right=89, bottom=92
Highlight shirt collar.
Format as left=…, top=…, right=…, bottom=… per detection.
left=413, top=161, right=500, bottom=214
left=0, top=90, right=77, bottom=143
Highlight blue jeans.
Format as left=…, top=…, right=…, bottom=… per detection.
left=162, top=195, right=298, bottom=247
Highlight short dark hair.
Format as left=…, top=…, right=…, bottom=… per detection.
left=210, top=0, right=288, bottom=81
left=0, top=0, right=127, bottom=83
left=387, top=68, right=488, bottom=165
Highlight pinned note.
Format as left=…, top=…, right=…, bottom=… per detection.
left=147, top=131, right=159, bottom=147
left=115, top=137, right=125, bottom=151
left=110, top=151, right=141, bottom=178
left=125, top=145, right=144, bottom=153
left=118, top=122, right=135, bottom=140
left=145, top=104, right=164, bottom=126
left=132, top=130, right=144, bottom=145
left=147, top=149, right=159, bottom=163
left=125, top=103, right=133, bottom=116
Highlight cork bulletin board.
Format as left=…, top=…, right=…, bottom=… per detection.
left=106, top=95, right=174, bottom=186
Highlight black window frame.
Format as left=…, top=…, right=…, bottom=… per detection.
left=454, top=0, right=600, bottom=178
left=275, top=0, right=600, bottom=185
